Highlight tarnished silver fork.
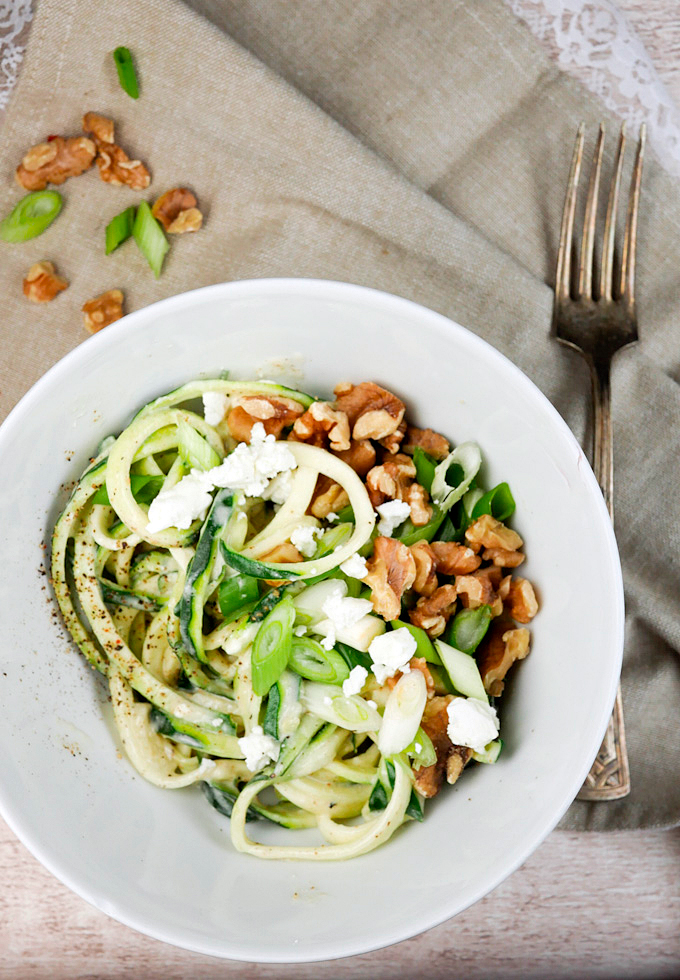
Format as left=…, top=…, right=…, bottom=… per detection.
left=554, top=122, right=645, bottom=800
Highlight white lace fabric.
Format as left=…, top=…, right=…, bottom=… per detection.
left=1, top=0, right=680, bottom=177
left=0, top=0, right=32, bottom=113
left=504, top=0, right=680, bottom=177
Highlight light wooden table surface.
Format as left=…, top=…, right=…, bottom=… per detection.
left=2, top=3, right=679, bottom=978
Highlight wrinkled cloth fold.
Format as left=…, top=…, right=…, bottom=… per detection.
left=0, top=0, right=678, bottom=830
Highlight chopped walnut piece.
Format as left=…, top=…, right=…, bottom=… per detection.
left=82, top=289, right=124, bottom=333
left=94, top=141, right=151, bottom=189
left=379, top=419, right=407, bottom=455
left=227, top=396, right=304, bottom=442
left=261, top=542, right=303, bottom=564
left=409, top=584, right=457, bottom=637
left=430, top=541, right=481, bottom=576
left=292, top=401, right=350, bottom=451
left=23, top=261, right=68, bottom=303
left=465, top=514, right=523, bottom=552
left=406, top=482, right=432, bottom=526
left=446, top=744, right=474, bottom=786
left=477, top=620, right=531, bottom=696
left=334, top=439, right=376, bottom=476
left=455, top=567, right=502, bottom=614
left=364, top=536, right=416, bottom=621
left=402, top=425, right=451, bottom=461
left=413, top=695, right=472, bottom=797
left=310, top=478, right=350, bottom=519
left=506, top=578, right=539, bottom=623
left=82, top=112, right=114, bottom=143
left=16, top=136, right=96, bottom=190
left=152, top=188, right=202, bottom=233
left=410, top=541, right=439, bottom=596
left=482, top=547, right=525, bottom=568
left=366, top=454, right=416, bottom=508
left=167, top=207, right=203, bottom=234
left=334, top=381, right=405, bottom=441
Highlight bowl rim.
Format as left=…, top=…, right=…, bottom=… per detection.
left=0, top=277, right=624, bottom=962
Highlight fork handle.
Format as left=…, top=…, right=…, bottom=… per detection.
left=578, top=357, right=631, bottom=800
left=592, top=359, right=614, bottom=521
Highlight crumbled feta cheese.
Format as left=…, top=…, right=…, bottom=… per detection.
left=446, top=698, right=499, bottom=754
left=261, top=469, right=293, bottom=505
left=293, top=625, right=308, bottom=637
left=376, top=499, right=411, bottom=537
left=326, top=512, right=338, bottom=523
left=368, top=628, right=417, bottom=685
left=319, top=587, right=374, bottom=649
left=209, top=424, right=297, bottom=497
left=237, top=725, right=280, bottom=772
left=339, top=553, right=368, bottom=579
left=342, top=665, right=368, bottom=697
left=367, top=699, right=377, bottom=709
left=290, top=524, right=320, bottom=557
left=145, top=424, right=297, bottom=532
left=202, top=391, right=229, bottom=426
left=145, top=470, right=213, bottom=534
left=414, top=742, right=422, bottom=754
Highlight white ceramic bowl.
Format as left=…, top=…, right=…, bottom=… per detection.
left=0, top=279, right=623, bottom=962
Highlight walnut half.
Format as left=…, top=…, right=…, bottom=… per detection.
left=152, top=188, right=203, bottom=234
left=82, top=289, right=124, bottom=333
left=23, top=261, right=69, bottom=303
left=16, top=136, right=96, bottom=190
left=364, top=536, right=416, bottom=621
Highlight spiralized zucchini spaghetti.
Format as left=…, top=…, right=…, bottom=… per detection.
left=52, top=377, right=538, bottom=860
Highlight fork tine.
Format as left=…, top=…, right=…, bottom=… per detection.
left=556, top=123, right=585, bottom=301
left=579, top=123, right=605, bottom=299
left=600, top=124, right=626, bottom=301
left=621, top=124, right=646, bottom=304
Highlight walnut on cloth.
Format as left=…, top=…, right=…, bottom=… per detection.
left=82, top=289, right=124, bottom=333
left=16, top=137, right=96, bottom=190
left=23, top=261, right=68, bottom=303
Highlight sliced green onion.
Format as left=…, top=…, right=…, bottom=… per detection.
left=133, top=200, right=169, bottom=278
left=218, top=574, right=260, bottom=618
left=434, top=512, right=462, bottom=543
left=0, top=190, right=62, bottom=243
left=251, top=595, right=295, bottom=695
left=313, top=522, right=353, bottom=559
left=335, top=504, right=355, bottom=523
left=406, top=727, right=437, bottom=769
left=471, top=482, right=516, bottom=522
left=378, top=670, right=427, bottom=757
left=263, top=683, right=281, bottom=738
left=462, top=487, right=484, bottom=521
left=389, top=620, right=441, bottom=664
left=413, top=446, right=436, bottom=492
left=335, top=641, right=372, bottom=672
left=395, top=506, right=445, bottom=547
left=446, top=605, right=492, bottom=654
left=105, top=206, right=136, bottom=254
left=289, top=636, right=350, bottom=685
left=92, top=473, right=163, bottom=506
left=431, top=443, right=482, bottom=512
left=113, top=46, right=139, bottom=99
left=176, top=417, right=221, bottom=471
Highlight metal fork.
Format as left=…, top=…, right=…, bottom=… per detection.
left=554, top=121, right=645, bottom=801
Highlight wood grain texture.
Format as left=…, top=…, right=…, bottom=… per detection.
left=1, top=3, right=680, bottom=978
left=1, top=819, right=679, bottom=979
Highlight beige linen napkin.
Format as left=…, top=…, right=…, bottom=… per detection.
left=0, top=0, right=678, bottom=830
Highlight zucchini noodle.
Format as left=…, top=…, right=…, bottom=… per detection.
left=52, top=376, right=531, bottom=860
